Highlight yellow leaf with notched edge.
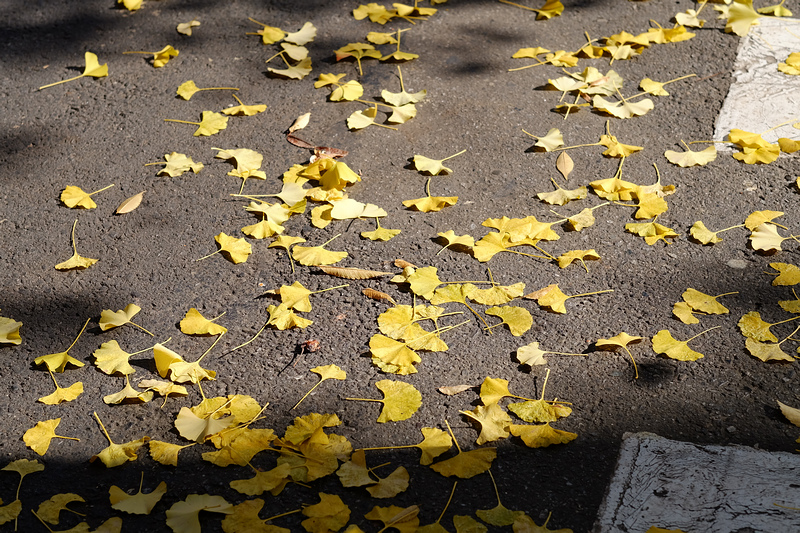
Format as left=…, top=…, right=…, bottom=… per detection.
left=460, top=403, right=512, bottom=445
left=673, top=302, right=699, bottom=324
left=23, top=419, right=77, bottom=456
left=222, top=98, right=267, bottom=116
left=403, top=195, right=458, bottom=212
left=153, top=343, right=216, bottom=384
left=103, top=378, right=153, bottom=404
left=726, top=0, right=761, bottom=36
left=369, top=334, right=422, bottom=376
left=270, top=57, right=313, bottom=79
left=689, top=221, right=722, bottom=244
left=530, top=128, right=563, bottom=152
left=60, top=185, right=110, bottom=209
left=0, top=499, right=22, bottom=526
left=557, top=249, right=600, bottom=271
left=110, top=480, right=167, bottom=515
left=510, top=423, right=577, bottom=448
left=566, top=208, right=598, bottom=231
left=284, top=21, right=317, bottom=45
left=479, top=376, right=514, bottom=405
left=665, top=145, right=717, bottom=167
left=430, top=447, right=496, bottom=479
left=778, top=137, right=800, bottom=152
left=538, top=184, right=586, bottom=205
left=767, top=263, right=800, bottom=285
left=413, top=153, right=462, bottom=175
left=652, top=330, right=705, bottom=361
left=166, top=494, right=233, bottom=533
left=737, top=311, right=796, bottom=342
left=589, top=176, right=639, bottom=201
left=348, top=380, right=422, bottom=422
left=508, top=399, right=572, bottom=424
left=682, top=288, right=733, bottom=314
left=367, top=466, right=409, bottom=499
left=0, top=316, right=22, bottom=345
left=746, top=210, right=784, bottom=230
left=99, top=303, right=147, bottom=332
left=213, top=233, right=252, bottom=264
left=148, top=440, right=193, bottom=466
left=91, top=436, right=150, bottom=468
left=514, top=513, right=574, bottom=533
left=139, top=380, right=188, bottom=406
left=293, top=241, right=348, bottom=266
left=745, top=337, right=795, bottom=362
left=469, top=283, right=525, bottom=305
left=302, top=493, right=351, bottom=533
left=336, top=449, right=374, bottom=487
left=38, top=378, right=84, bottom=405
left=230, top=463, right=293, bottom=495
left=750, top=223, right=787, bottom=252
left=175, top=406, right=233, bottom=442
left=36, top=493, right=85, bottom=525
left=485, top=306, right=532, bottom=336
left=267, top=303, right=313, bottom=330
left=592, top=95, right=654, bottom=119
left=146, top=45, right=179, bottom=67
left=598, top=134, right=644, bottom=158
left=180, top=308, right=227, bottom=335
left=221, top=499, right=291, bottom=533
left=625, top=222, right=678, bottom=245
left=513, top=47, right=550, bottom=58
left=156, top=152, right=203, bottom=177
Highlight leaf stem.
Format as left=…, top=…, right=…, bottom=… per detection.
left=93, top=411, right=115, bottom=445
left=320, top=233, right=342, bottom=248
left=292, top=380, right=322, bottom=410
left=718, top=224, right=745, bottom=233
left=38, top=75, right=84, bottom=90
left=226, top=318, right=268, bottom=354
left=88, top=183, right=115, bottom=196
left=129, top=322, right=155, bottom=336
left=684, top=325, right=722, bottom=343
left=444, top=419, right=461, bottom=453
left=196, top=332, right=224, bottom=363
left=310, top=284, right=350, bottom=295
left=69, top=218, right=79, bottom=254
left=539, top=368, right=551, bottom=401
left=31, top=510, right=55, bottom=533
left=440, top=149, right=467, bottom=162
left=264, top=50, right=285, bottom=64
left=425, top=176, right=432, bottom=198
left=779, top=324, right=800, bottom=345
left=552, top=142, right=602, bottom=151
left=196, top=249, right=221, bottom=262
left=622, top=346, right=639, bottom=379
left=264, top=509, right=302, bottom=522
left=435, top=481, right=458, bottom=524
left=571, top=289, right=614, bottom=299
left=66, top=317, right=91, bottom=353
left=164, top=118, right=201, bottom=126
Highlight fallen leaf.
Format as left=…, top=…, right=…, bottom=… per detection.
left=682, top=288, right=736, bottom=315
left=100, top=303, right=153, bottom=335
left=164, top=111, right=228, bottom=137
left=510, top=423, right=577, bottom=448
left=23, top=418, right=79, bottom=456
left=460, top=403, right=512, bottom=444
left=38, top=51, right=108, bottom=90
left=413, top=150, right=466, bottom=175
left=61, top=183, right=114, bottom=209
left=90, top=412, right=150, bottom=468
left=177, top=19, right=200, bottom=36
left=302, top=493, right=351, bottom=533
left=116, top=191, right=145, bottom=214
left=55, top=219, right=98, bottom=270
left=110, top=477, right=167, bottom=515
left=180, top=308, right=227, bottom=335
left=166, top=494, right=233, bottom=533
left=346, top=380, right=422, bottom=422
left=652, top=327, right=719, bottom=361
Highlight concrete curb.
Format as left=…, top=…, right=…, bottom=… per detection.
left=593, top=432, right=800, bottom=533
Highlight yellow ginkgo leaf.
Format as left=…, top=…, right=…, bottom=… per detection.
left=176, top=80, right=239, bottom=101
left=139, top=380, right=189, bottom=407
left=55, top=219, right=98, bottom=271
left=737, top=311, right=800, bottom=342
left=35, top=318, right=89, bottom=373
left=625, top=221, right=679, bottom=245
left=459, top=403, right=512, bottom=445
left=90, top=412, right=150, bottom=468
left=665, top=143, right=717, bottom=167
left=23, top=419, right=79, bottom=456
left=767, top=263, right=800, bottom=285
left=744, top=325, right=799, bottom=362
left=60, top=184, right=114, bottom=209
left=413, top=150, right=466, bottom=175
left=510, top=423, right=577, bottom=448
left=514, top=513, right=574, bottom=533
left=402, top=195, right=459, bottom=212
left=682, top=288, right=736, bottom=315
left=292, top=234, right=348, bottom=266
left=164, top=111, right=228, bottom=137
left=596, top=332, right=643, bottom=378
left=110, top=476, right=167, bottom=515
left=302, top=493, right=351, bottom=533
left=592, top=95, right=654, bottom=119
left=469, top=283, right=526, bottom=306
left=523, top=128, right=563, bottom=152
left=292, top=364, right=347, bottom=410
left=221, top=94, right=266, bottom=116
left=174, top=406, right=233, bottom=442
left=148, top=440, right=194, bottom=466
left=525, top=284, right=613, bottom=314
left=99, top=303, right=153, bottom=335
left=267, top=303, right=313, bottom=330
left=0, top=315, right=22, bottom=345
left=38, top=51, right=108, bottom=90
left=103, top=376, right=154, bottom=405
left=777, top=400, right=800, bottom=427
left=268, top=57, right=313, bottom=80
left=153, top=342, right=217, bottom=384
left=537, top=182, right=587, bottom=206
left=484, top=306, right=532, bottom=336
left=726, top=0, right=761, bottom=36
left=430, top=447, right=497, bottom=479
left=36, top=493, right=85, bottom=525
left=147, top=152, right=204, bottom=177
left=166, top=494, right=233, bottom=533
left=652, top=327, right=719, bottom=361
left=745, top=210, right=784, bottom=230
left=197, top=233, right=252, bottom=264
left=180, top=308, right=227, bottom=335
left=38, top=371, right=84, bottom=405
left=367, top=466, right=410, bottom=499
left=557, top=249, right=600, bottom=272
left=346, top=380, right=422, bottom=423
left=672, top=302, right=699, bottom=324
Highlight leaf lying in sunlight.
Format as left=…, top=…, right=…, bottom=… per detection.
left=268, top=57, right=312, bottom=79
left=151, top=152, right=204, bottom=177
left=485, top=306, right=532, bottom=336
left=38, top=51, right=108, bottom=90
left=413, top=150, right=466, bottom=175
left=510, top=423, right=577, bottom=448
left=625, top=221, right=678, bottom=245
left=61, top=184, right=114, bottom=209
left=23, top=419, right=79, bottom=456
left=652, top=327, right=719, bottom=361
left=0, top=313, right=22, bottom=345
left=116, top=191, right=145, bottom=214
left=55, top=219, right=98, bottom=270
left=180, top=308, right=227, bottom=335
left=38, top=372, right=84, bottom=405
left=293, top=235, right=348, bottom=266
left=164, top=111, right=228, bottom=137
left=177, top=19, right=201, bottom=36
left=767, top=263, right=800, bottom=285
left=460, top=403, right=511, bottom=445
left=726, top=0, right=761, bottom=36
left=347, top=380, right=422, bottom=422
left=665, top=144, right=717, bottom=167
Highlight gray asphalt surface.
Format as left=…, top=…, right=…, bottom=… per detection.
left=1, top=0, right=799, bottom=532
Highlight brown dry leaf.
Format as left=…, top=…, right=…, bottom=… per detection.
left=556, top=152, right=574, bottom=180
left=363, top=288, right=396, bottom=304
left=116, top=191, right=145, bottom=214
left=438, top=384, right=473, bottom=396
left=318, top=265, right=392, bottom=279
